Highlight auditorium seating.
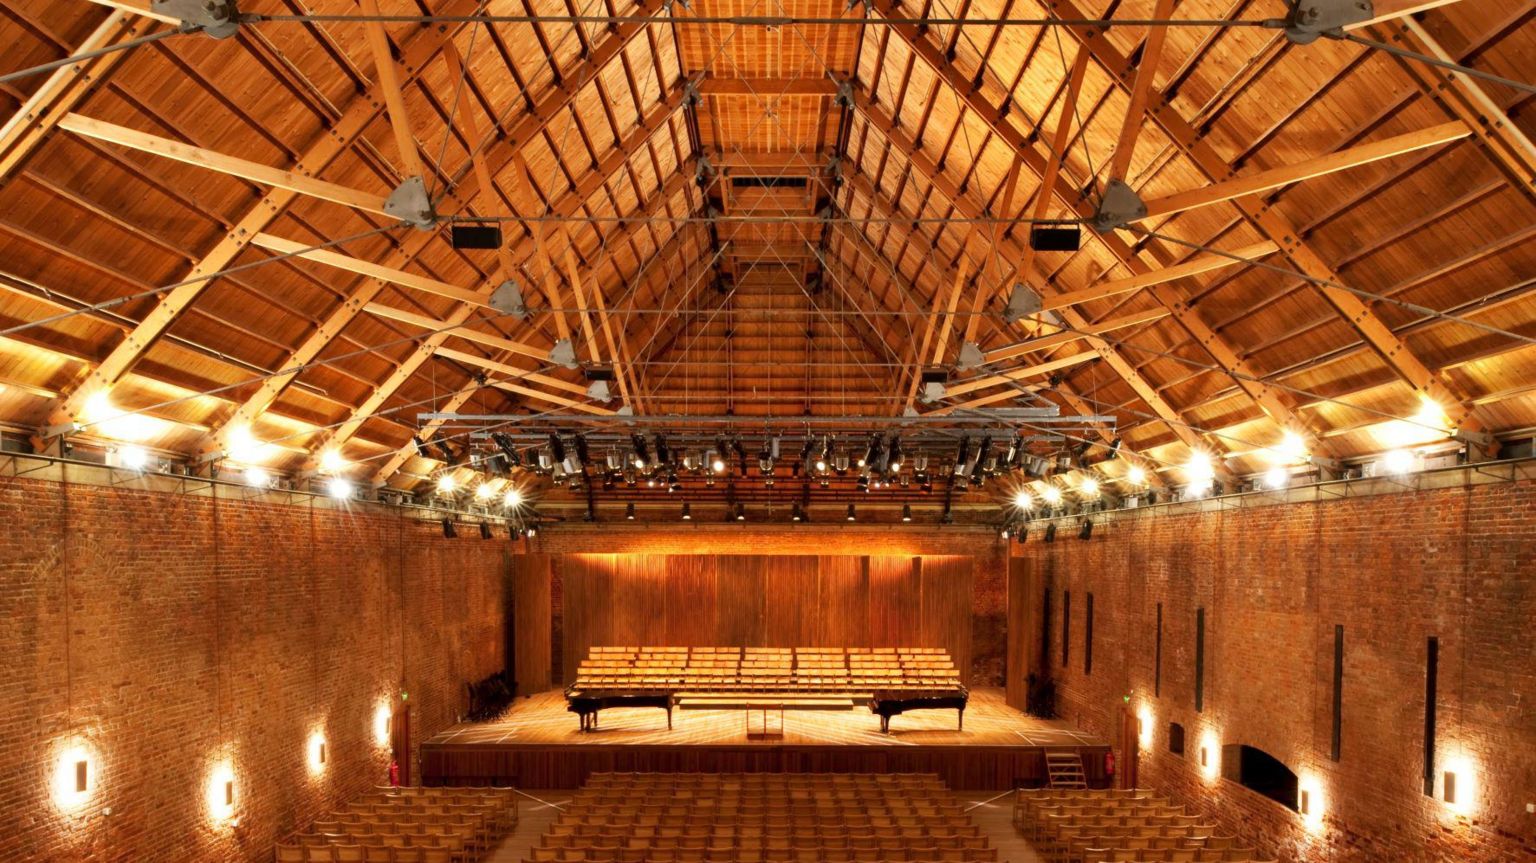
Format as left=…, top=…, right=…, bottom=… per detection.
left=1012, top=788, right=1275, bottom=863
left=573, top=646, right=963, bottom=694
left=274, top=786, right=518, bottom=863
left=522, top=772, right=997, bottom=863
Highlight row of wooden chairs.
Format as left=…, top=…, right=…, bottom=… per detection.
left=522, top=774, right=994, bottom=863
left=574, top=646, right=962, bottom=695
left=1012, top=789, right=1274, bottom=863
left=276, top=787, right=518, bottom=863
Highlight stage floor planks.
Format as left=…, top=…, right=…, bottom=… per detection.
left=428, top=688, right=1100, bottom=748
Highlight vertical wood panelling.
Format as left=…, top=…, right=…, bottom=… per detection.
left=1006, top=556, right=1031, bottom=710
left=513, top=554, right=553, bottom=694
left=717, top=556, right=766, bottom=645
left=817, top=556, right=871, bottom=648
left=868, top=556, right=920, bottom=646
left=666, top=555, right=719, bottom=645
left=763, top=555, right=821, bottom=647
left=612, top=553, right=666, bottom=646
left=920, top=555, right=975, bottom=686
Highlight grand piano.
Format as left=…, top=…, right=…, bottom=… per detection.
left=868, top=686, right=969, bottom=733
left=564, top=687, right=676, bottom=731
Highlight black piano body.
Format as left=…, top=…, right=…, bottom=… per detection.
left=564, top=688, right=676, bottom=731
left=868, top=688, right=969, bottom=733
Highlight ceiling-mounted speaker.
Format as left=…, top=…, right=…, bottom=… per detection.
left=1029, top=226, right=1081, bottom=252
left=451, top=225, right=503, bottom=249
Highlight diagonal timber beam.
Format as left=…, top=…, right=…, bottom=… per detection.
left=1106, top=0, right=1175, bottom=183
left=359, top=0, right=427, bottom=180
left=201, top=21, right=677, bottom=459
left=57, top=114, right=396, bottom=216
left=1048, top=0, right=1491, bottom=450
left=1348, top=0, right=1464, bottom=28
left=1043, top=242, right=1280, bottom=310
left=43, top=0, right=484, bottom=438
left=944, top=351, right=1101, bottom=400
left=849, top=88, right=1214, bottom=453
left=984, top=308, right=1171, bottom=365
left=432, top=348, right=617, bottom=415
left=1138, top=122, right=1472, bottom=221
left=857, top=6, right=1340, bottom=456
left=0, top=10, right=149, bottom=181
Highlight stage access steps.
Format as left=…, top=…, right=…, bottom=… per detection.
left=1045, top=750, right=1088, bottom=790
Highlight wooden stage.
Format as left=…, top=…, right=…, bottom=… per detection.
left=421, top=688, right=1110, bottom=791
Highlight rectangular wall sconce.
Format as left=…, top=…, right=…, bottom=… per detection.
left=74, top=760, right=88, bottom=793
left=224, top=780, right=235, bottom=807
left=1443, top=771, right=1457, bottom=805
left=1300, top=789, right=1311, bottom=815
left=1200, top=747, right=1209, bottom=767
left=318, top=742, right=326, bottom=765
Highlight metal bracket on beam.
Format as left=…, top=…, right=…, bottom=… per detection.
left=1090, top=179, right=1147, bottom=233
left=548, top=338, right=578, bottom=369
left=385, top=176, right=437, bottom=230
left=490, top=279, right=529, bottom=320
left=1282, top=0, right=1373, bottom=44
left=1003, top=283, right=1043, bottom=324
left=585, top=380, right=614, bottom=403
left=152, top=0, right=242, bottom=38
left=955, top=341, right=984, bottom=372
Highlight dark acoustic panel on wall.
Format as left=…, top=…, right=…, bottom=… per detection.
left=1332, top=625, right=1344, bottom=762
left=1084, top=593, right=1094, bottom=675
left=1195, top=607, right=1206, bottom=713
left=1062, top=591, right=1071, bottom=667
left=1423, top=636, right=1438, bottom=796
left=1154, top=603, right=1163, bottom=697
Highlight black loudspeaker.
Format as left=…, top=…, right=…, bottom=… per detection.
left=1030, top=226, right=1082, bottom=252
left=451, top=225, right=503, bottom=249
left=1079, top=519, right=1094, bottom=541
left=441, top=518, right=457, bottom=539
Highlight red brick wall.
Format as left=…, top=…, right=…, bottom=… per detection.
left=1014, top=480, right=1536, bottom=861
left=531, top=526, right=1009, bottom=685
left=0, top=473, right=510, bottom=863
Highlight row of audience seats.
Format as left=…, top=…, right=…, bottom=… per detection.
left=574, top=646, right=962, bottom=694
left=275, top=786, right=518, bottom=863
left=522, top=772, right=997, bottom=862
left=1012, top=788, right=1275, bottom=863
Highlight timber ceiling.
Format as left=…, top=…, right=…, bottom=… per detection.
left=0, top=0, right=1532, bottom=504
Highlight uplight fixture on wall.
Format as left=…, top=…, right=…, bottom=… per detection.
left=207, top=761, right=236, bottom=823
left=51, top=740, right=96, bottom=812
left=307, top=732, right=328, bottom=775
left=373, top=702, right=393, bottom=747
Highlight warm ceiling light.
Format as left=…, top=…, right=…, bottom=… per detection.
left=1382, top=448, right=1416, bottom=475
left=226, top=424, right=265, bottom=464
left=1264, top=466, right=1289, bottom=490
left=436, top=474, right=457, bottom=495
left=1012, top=490, right=1033, bottom=510
left=1079, top=477, right=1100, bottom=497
left=474, top=482, right=496, bottom=501
left=318, top=449, right=347, bottom=473
left=503, top=488, right=523, bottom=508
left=1041, top=485, right=1062, bottom=506
left=1184, top=452, right=1215, bottom=491
left=118, top=445, right=148, bottom=471
left=244, top=466, right=271, bottom=488
left=327, top=478, right=353, bottom=500
left=1273, top=430, right=1308, bottom=463
left=1125, top=464, right=1147, bottom=486
left=1412, top=395, right=1448, bottom=434
left=711, top=455, right=727, bottom=474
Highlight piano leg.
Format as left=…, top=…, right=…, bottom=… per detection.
left=666, top=705, right=673, bottom=730
left=957, top=706, right=965, bottom=731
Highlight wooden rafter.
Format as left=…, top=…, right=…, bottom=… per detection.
left=41, top=1, right=483, bottom=439
left=359, top=0, right=426, bottom=179
left=199, top=18, right=676, bottom=459
left=1049, top=0, right=1492, bottom=449
left=1042, top=242, right=1280, bottom=310
left=984, top=309, right=1172, bottom=365
left=1106, top=0, right=1174, bottom=183
left=857, top=5, right=1337, bottom=456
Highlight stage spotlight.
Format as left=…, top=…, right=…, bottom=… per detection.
left=902, top=503, right=912, bottom=522
left=735, top=503, right=746, bottom=522
left=503, top=487, right=524, bottom=508
left=1016, top=526, right=1027, bottom=544
left=436, top=474, right=457, bottom=495
left=525, top=524, right=537, bottom=537
left=846, top=504, right=856, bottom=522
left=1044, top=523, right=1057, bottom=543
left=474, top=482, right=496, bottom=502
left=1000, top=525, right=1010, bottom=539
left=479, top=522, right=492, bottom=540
left=507, top=525, right=521, bottom=540
left=1013, top=490, right=1033, bottom=510
left=1079, top=519, right=1094, bottom=541
left=681, top=503, right=692, bottom=521
left=328, top=478, right=353, bottom=500
left=441, top=519, right=457, bottom=539
left=886, top=435, right=903, bottom=473
left=625, top=502, right=636, bottom=520
left=1080, top=477, right=1100, bottom=497
left=1041, top=485, right=1062, bottom=506
left=630, top=433, right=650, bottom=469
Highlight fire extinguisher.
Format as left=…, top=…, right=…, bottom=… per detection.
left=1104, top=750, right=1117, bottom=779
